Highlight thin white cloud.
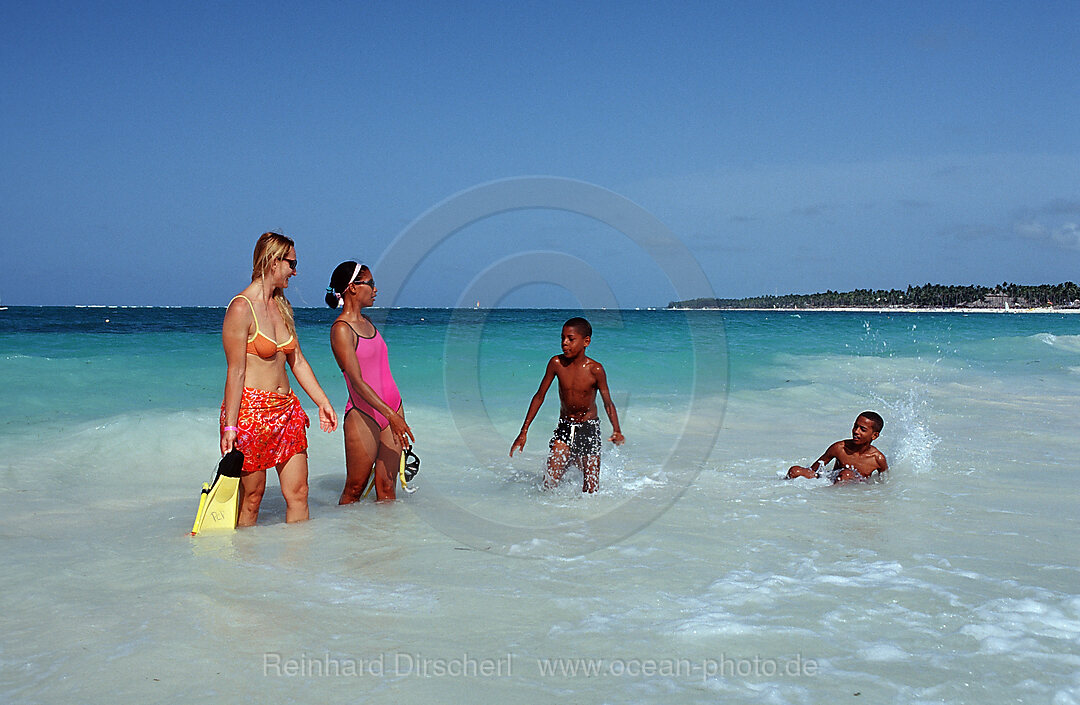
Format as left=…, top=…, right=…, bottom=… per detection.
left=1050, top=222, right=1080, bottom=249
left=1011, top=200, right=1080, bottom=251
left=1042, top=199, right=1080, bottom=216
left=1014, top=221, right=1080, bottom=250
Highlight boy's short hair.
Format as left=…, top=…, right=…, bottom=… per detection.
left=563, top=317, right=592, bottom=337
left=859, top=411, right=884, bottom=433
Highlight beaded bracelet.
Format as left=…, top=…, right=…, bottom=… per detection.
left=223, top=426, right=240, bottom=433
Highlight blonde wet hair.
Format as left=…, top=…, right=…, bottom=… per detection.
left=251, top=231, right=296, bottom=335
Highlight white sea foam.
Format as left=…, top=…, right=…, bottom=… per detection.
left=1034, top=332, right=1080, bottom=353
left=861, top=644, right=909, bottom=661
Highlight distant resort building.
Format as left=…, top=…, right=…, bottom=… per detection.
left=981, top=294, right=1013, bottom=308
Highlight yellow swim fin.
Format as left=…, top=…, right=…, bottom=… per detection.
left=360, top=471, right=376, bottom=499
left=191, top=449, right=244, bottom=536
left=193, top=474, right=240, bottom=533
left=190, top=482, right=212, bottom=535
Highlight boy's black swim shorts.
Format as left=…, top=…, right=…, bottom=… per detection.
left=550, top=418, right=602, bottom=457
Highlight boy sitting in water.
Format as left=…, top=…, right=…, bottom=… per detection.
left=510, top=317, right=624, bottom=493
left=787, top=412, right=888, bottom=483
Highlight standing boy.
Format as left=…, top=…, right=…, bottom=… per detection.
left=510, top=317, right=624, bottom=493
left=787, top=411, right=888, bottom=482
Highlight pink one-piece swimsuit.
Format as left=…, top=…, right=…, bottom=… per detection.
left=343, top=325, right=402, bottom=429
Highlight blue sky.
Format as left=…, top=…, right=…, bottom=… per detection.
left=3, top=1, right=1078, bottom=307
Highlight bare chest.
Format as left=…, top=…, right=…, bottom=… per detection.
left=835, top=447, right=878, bottom=472
left=555, top=363, right=596, bottom=389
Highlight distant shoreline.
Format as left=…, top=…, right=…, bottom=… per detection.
left=2, top=304, right=1078, bottom=314
left=667, top=306, right=1080, bottom=314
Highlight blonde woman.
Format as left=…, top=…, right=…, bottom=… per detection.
left=220, top=232, right=337, bottom=525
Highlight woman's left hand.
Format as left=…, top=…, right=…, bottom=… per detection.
left=318, top=402, right=338, bottom=432
left=389, top=412, right=415, bottom=450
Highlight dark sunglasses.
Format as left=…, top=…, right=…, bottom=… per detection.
left=352, top=278, right=375, bottom=288
left=280, top=257, right=297, bottom=270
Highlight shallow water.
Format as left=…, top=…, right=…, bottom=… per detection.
left=1, top=307, right=1078, bottom=703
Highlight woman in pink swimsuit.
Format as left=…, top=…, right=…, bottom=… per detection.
left=326, top=261, right=415, bottom=502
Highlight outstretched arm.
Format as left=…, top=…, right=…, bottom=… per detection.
left=787, top=442, right=840, bottom=479
left=221, top=298, right=250, bottom=454
left=330, top=321, right=413, bottom=448
left=287, top=342, right=338, bottom=433
left=510, top=358, right=557, bottom=457
left=810, top=442, right=842, bottom=474
left=594, top=362, right=624, bottom=445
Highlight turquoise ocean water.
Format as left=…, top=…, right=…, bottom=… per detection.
left=2, top=307, right=1079, bottom=703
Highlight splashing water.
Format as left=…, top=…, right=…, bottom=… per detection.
left=873, top=384, right=940, bottom=475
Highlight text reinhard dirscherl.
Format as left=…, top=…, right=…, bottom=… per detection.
left=262, top=653, right=818, bottom=682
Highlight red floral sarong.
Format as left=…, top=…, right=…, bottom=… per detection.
left=221, top=387, right=309, bottom=473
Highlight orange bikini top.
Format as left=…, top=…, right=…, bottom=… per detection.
left=231, top=295, right=296, bottom=358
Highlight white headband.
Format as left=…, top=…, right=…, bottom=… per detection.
left=331, top=263, right=364, bottom=307
left=348, top=263, right=363, bottom=289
